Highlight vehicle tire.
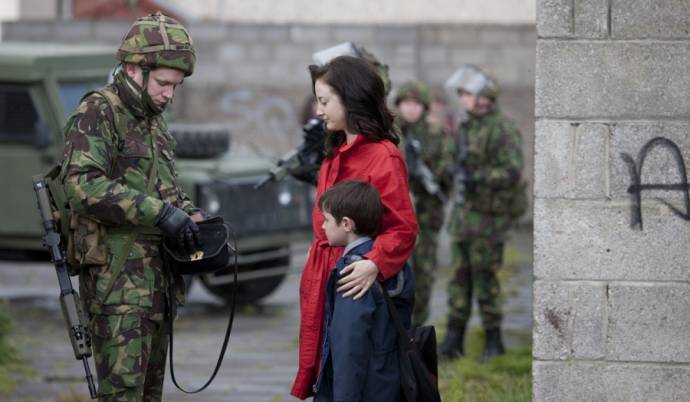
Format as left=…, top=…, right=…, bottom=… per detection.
left=201, top=264, right=289, bottom=305
left=169, top=126, right=230, bottom=159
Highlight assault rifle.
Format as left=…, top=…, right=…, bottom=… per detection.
left=405, top=138, right=447, bottom=203
left=32, top=176, right=97, bottom=399
left=254, top=118, right=325, bottom=189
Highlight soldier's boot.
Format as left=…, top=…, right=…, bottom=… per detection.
left=438, top=320, right=466, bottom=359
left=480, top=328, right=506, bottom=363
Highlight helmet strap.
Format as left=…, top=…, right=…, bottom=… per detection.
left=140, top=66, right=164, bottom=116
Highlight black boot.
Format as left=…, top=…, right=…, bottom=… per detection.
left=480, top=328, right=505, bottom=362
left=438, top=320, right=466, bottom=359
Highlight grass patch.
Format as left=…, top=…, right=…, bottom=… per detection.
left=439, top=327, right=532, bottom=402
left=0, top=302, right=24, bottom=395
left=499, top=245, right=528, bottom=293
left=55, top=388, right=92, bottom=402
left=436, top=244, right=532, bottom=401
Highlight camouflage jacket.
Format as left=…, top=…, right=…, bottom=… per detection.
left=449, top=109, right=523, bottom=241
left=398, top=114, right=453, bottom=230
left=398, top=115, right=454, bottom=198
left=61, top=70, right=195, bottom=317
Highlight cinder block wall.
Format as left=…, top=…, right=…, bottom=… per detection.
left=2, top=20, right=534, bottom=145
left=534, top=1, right=690, bottom=400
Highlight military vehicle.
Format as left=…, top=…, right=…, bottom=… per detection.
left=0, top=42, right=313, bottom=304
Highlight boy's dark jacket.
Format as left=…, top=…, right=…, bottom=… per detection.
left=314, top=238, right=415, bottom=402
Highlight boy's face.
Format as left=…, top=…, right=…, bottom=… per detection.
left=321, top=211, right=349, bottom=247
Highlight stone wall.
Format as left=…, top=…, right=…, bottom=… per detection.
left=165, top=0, right=536, bottom=24
left=535, top=1, right=690, bottom=400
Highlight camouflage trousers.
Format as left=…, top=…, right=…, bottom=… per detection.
left=91, top=314, right=168, bottom=402
left=446, top=238, right=504, bottom=331
left=411, top=227, right=440, bottom=326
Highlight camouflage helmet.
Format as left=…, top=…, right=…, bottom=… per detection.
left=394, top=80, right=431, bottom=109
left=444, top=64, right=499, bottom=101
left=312, top=42, right=392, bottom=95
left=116, top=12, right=196, bottom=76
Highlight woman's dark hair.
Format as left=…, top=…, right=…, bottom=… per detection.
left=309, top=56, right=399, bottom=158
left=319, top=180, right=383, bottom=237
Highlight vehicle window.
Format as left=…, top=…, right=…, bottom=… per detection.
left=59, top=80, right=105, bottom=117
left=0, top=84, right=40, bottom=144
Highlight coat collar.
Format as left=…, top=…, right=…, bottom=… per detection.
left=334, top=134, right=368, bottom=156
left=343, top=236, right=372, bottom=257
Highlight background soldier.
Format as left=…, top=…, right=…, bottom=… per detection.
left=60, top=13, right=203, bottom=401
left=394, top=81, right=452, bottom=326
left=439, top=65, right=525, bottom=361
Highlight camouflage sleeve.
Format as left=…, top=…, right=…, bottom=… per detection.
left=440, top=135, right=458, bottom=195
left=427, top=126, right=454, bottom=178
left=176, top=188, right=197, bottom=215
left=426, top=127, right=455, bottom=196
left=474, top=123, right=523, bottom=190
left=61, top=96, right=164, bottom=226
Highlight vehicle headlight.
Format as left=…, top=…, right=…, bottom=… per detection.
left=199, top=185, right=222, bottom=215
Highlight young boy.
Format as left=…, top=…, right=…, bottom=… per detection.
left=313, top=180, right=415, bottom=402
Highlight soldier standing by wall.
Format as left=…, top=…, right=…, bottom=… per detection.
left=60, top=13, right=204, bottom=401
left=394, top=81, right=452, bottom=326
left=439, top=65, right=525, bottom=361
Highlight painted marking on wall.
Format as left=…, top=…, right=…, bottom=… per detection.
left=621, top=137, right=690, bottom=230
left=218, top=89, right=298, bottom=143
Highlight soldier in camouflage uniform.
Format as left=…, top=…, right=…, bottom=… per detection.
left=394, top=81, right=452, bottom=326
left=439, top=65, right=524, bottom=361
left=60, top=12, right=202, bottom=401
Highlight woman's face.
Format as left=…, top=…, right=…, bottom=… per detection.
left=315, top=79, right=347, bottom=132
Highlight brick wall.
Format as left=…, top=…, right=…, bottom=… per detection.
left=535, top=1, right=690, bottom=400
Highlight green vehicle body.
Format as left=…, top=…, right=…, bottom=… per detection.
left=0, top=42, right=312, bottom=304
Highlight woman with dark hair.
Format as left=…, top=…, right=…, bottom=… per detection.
left=291, top=55, right=418, bottom=400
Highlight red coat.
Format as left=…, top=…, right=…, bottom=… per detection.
left=290, top=135, right=418, bottom=399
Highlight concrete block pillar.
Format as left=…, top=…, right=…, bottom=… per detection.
left=534, top=1, right=690, bottom=400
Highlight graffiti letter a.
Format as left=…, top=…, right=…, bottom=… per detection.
left=620, top=137, right=690, bottom=230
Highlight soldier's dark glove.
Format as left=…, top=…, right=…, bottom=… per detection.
left=155, top=203, right=201, bottom=254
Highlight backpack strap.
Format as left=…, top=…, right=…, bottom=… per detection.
left=83, top=88, right=128, bottom=174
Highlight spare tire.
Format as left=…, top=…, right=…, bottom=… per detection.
left=168, top=123, right=231, bottom=159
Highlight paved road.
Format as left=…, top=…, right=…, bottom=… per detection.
left=0, top=227, right=532, bottom=402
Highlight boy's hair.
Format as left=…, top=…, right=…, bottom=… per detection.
left=319, top=180, right=383, bottom=237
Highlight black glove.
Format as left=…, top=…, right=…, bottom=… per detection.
left=300, top=118, right=326, bottom=158
left=155, top=203, right=201, bottom=254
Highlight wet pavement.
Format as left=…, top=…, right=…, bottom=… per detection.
left=0, top=227, right=532, bottom=402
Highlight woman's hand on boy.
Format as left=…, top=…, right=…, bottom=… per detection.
left=337, top=259, right=379, bottom=300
